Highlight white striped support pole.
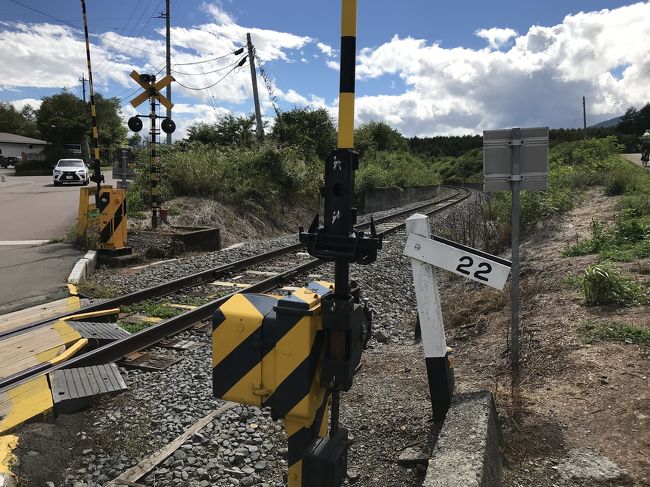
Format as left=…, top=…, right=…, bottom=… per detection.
left=405, top=213, right=454, bottom=423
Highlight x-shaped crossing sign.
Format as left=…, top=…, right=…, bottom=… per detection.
left=129, top=70, right=175, bottom=110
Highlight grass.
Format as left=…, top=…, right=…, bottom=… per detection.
left=117, top=319, right=150, bottom=334
left=77, top=280, right=120, bottom=299
left=120, top=299, right=183, bottom=319
left=581, top=264, right=649, bottom=306
left=580, top=320, right=650, bottom=347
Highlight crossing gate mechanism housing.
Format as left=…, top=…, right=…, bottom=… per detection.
left=98, top=187, right=127, bottom=250
left=212, top=281, right=370, bottom=486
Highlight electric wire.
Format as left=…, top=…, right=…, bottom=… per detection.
left=171, top=58, right=239, bottom=76
left=173, top=56, right=245, bottom=91
left=8, top=0, right=80, bottom=30
left=173, top=49, right=242, bottom=66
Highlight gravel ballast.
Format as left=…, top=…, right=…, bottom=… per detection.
left=52, top=192, right=480, bottom=487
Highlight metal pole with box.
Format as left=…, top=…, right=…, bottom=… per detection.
left=483, top=127, right=549, bottom=368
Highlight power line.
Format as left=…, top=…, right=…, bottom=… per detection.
left=174, top=56, right=246, bottom=91
left=8, top=0, right=80, bottom=30
left=171, top=58, right=239, bottom=76
left=173, top=48, right=243, bottom=66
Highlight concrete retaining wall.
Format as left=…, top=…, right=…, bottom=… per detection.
left=423, top=391, right=503, bottom=487
left=357, top=185, right=441, bottom=214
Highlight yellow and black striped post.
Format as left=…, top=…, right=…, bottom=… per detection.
left=80, top=0, right=104, bottom=214
left=337, top=0, right=356, bottom=150
left=212, top=282, right=335, bottom=487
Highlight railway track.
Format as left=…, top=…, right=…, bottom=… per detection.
left=0, top=187, right=470, bottom=394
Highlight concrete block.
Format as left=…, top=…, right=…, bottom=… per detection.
left=423, top=391, right=502, bottom=487
left=83, top=250, right=97, bottom=274
left=67, top=259, right=88, bottom=285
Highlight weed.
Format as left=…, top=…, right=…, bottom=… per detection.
left=121, top=300, right=182, bottom=319
left=77, top=280, right=120, bottom=299
left=580, top=320, right=650, bottom=347
left=117, top=320, right=150, bottom=334
left=563, top=220, right=610, bottom=257
left=581, top=264, right=646, bottom=306
left=562, top=272, right=582, bottom=289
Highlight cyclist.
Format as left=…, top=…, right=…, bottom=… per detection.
left=641, top=129, right=650, bottom=166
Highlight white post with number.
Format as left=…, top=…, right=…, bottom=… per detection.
left=405, top=213, right=452, bottom=422
left=404, top=212, right=512, bottom=422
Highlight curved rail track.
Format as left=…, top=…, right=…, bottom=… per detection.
left=0, top=187, right=471, bottom=393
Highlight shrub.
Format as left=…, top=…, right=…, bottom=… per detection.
left=581, top=264, right=638, bottom=306
left=15, top=159, right=53, bottom=175
left=604, top=166, right=636, bottom=195
left=355, top=150, right=441, bottom=191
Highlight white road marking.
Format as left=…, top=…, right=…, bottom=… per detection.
left=0, top=240, right=50, bottom=246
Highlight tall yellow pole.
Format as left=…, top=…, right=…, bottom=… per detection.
left=337, top=0, right=357, bottom=149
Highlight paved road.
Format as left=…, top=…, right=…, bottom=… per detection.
left=623, top=153, right=647, bottom=167
left=0, top=167, right=117, bottom=312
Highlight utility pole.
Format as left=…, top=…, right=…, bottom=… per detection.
left=582, top=96, right=587, bottom=130
left=165, top=0, right=171, bottom=145
left=156, top=3, right=172, bottom=144
left=246, top=33, right=264, bottom=141
left=79, top=74, right=87, bottom=103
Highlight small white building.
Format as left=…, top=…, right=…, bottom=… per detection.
left=0, top=132, right=48, bottom=160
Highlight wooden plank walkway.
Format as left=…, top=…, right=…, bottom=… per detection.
left=0, top=296, right=83, bottom=336
left=0, top=321, right=82, bottom=380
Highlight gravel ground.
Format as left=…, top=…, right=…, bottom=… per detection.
left=56, top=190, right=475, bottom=487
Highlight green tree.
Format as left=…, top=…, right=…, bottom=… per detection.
left=186, top=114, right=256, bottom=148
left=271, top=107, right=336, bottom=160
left=355, top=121, right=408, bottom=155
left=94, top=94, right=127, bottom=153
left=36, top=91, right=126, bottom=162
left=0, top=102, right=39, bottom=138
left=37, top=92, right=88, bottom=161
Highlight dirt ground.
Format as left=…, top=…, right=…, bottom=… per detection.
left=439, top=189, right=649, bottom=486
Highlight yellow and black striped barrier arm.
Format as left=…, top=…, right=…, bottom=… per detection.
left=212, top=282, right=334, bottom=487
left=80, top=0, right=103, bottom=209
left=337, top=0, right=356, bottom=149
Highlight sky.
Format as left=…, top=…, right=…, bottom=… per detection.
left=0, top=0, right=648, bottom=140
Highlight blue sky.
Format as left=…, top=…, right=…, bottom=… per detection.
left=0, top=1, right=647, bottom=138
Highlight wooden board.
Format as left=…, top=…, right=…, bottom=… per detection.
left=0, top=297, right=84, bottom=336
left=0, top=321, right=82, bottom=380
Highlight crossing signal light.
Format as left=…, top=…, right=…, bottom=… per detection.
left=128, top=116, right=143, bottom=132
left=161, top=118, right=176, bottom=134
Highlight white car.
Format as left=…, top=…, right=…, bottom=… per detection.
left=53, top=159, right=89, bottom=186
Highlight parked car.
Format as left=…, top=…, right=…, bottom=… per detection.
left=53, top=159, right=89, bottom=186
left=5, top=156, right=19, bottom=167
left=0, top=156, right=6, bottom=168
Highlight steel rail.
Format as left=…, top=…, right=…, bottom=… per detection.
left=0, top=187, right=471, bottom=394
left=1, top=187, right=466, bottom=340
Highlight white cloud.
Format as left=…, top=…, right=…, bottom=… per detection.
left=317, top=42, right=335, bottom=58
left=9, top=98, right=42, bottom=111
left=475, top=27, right=517, bottom=49
left=350, top=2, right=650, bottom=135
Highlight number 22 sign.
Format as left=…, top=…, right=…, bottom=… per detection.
left=403, top=233, right=512, bottom=290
